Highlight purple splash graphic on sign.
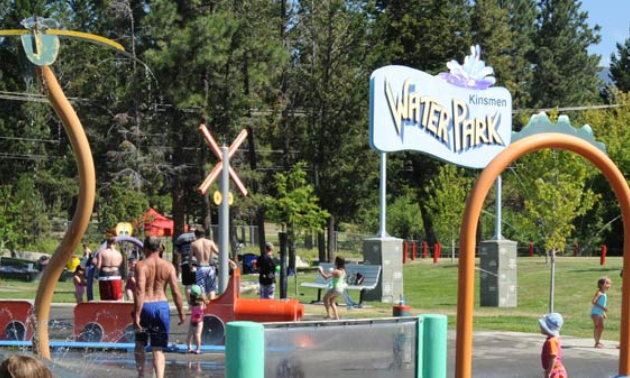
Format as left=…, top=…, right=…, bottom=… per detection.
left=437, top=45, right=496, bottom=90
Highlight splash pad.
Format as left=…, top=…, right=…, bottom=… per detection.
left=0, top=15, right=455, bottom=378
left=0, top=297, right=448, bottom=378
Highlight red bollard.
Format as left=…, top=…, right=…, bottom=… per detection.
left=403, top=241, right=408, bottom=264
left=422, top=241, right=428, bottom=259
left=573, top=243, right=579, bottom=257
left=600, top=245, right=607, bottom=266
left=411, top=241, right=417, bottom=261
left=433, top=242, right=441, bottom=264
left=528, top=242, right=534, bottom=257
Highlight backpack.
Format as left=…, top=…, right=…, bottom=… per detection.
left=348, top=272, right=364, bottom=285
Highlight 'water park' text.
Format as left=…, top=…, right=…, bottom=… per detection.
left=385, top=78, right=505, bottom=152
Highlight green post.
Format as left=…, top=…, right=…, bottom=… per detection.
left=416, top=316, right=424, bottom=377
left=226, top=321, right=265, bottom=378
left=418, top=314, right=448, bottom=378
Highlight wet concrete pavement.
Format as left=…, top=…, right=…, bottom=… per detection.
left=463, top=330, right=618, bottom=378
left=31, top=304, right=624, bottom=377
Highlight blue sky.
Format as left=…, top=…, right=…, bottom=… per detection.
left=581, top=0, right=630, bottom=66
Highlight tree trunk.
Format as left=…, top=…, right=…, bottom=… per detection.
left=246, top=126, right=267, bottom=256
left=327, top=215, right=335, bottom=262
left=171, top=110, right=186, bottom=276
left=420, top=205, right=437, bottom=245
left=318, top=231, right=326, bottom=263
left=229, top=210, right=238, bottom=260
left=256, top=209, right=266, bottom=256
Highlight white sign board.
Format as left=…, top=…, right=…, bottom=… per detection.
left=369, top=65, right=512, bottom=169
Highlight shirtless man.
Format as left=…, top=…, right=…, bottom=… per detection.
left=96, top=237, right=124, bottom=301
left=133, top=236, right=185, bottom=378
left=191, top=227, right=220, bottom=298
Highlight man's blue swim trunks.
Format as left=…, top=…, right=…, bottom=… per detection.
left=137, top=301, right=170, bottom=348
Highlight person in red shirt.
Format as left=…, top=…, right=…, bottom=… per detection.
left=539, top=313, right=568, bottom=378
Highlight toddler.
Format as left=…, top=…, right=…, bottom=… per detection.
left=125, top=257, right=137, bottom=302
left=539, top=313, right=567, bottom=378
left=73, top=266, right=86, bottom=304
left=186, top=284, right=208, bottom=354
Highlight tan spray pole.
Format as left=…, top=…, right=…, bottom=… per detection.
left=32, top=66, right=96, bottom=359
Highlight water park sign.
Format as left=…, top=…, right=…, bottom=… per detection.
left=369, top=46, right=512, bottom=169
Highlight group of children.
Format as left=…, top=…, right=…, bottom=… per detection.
left=539, top=275, right=612, bottom=378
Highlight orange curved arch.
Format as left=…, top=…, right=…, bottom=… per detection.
left=456, top=132, right=630, bottom=378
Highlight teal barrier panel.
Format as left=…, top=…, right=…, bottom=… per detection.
left=418, top=314, right=447, bottom=378
left=226, top=321, right=264, bottom=378
left=416, top=316, right=424, bottom=377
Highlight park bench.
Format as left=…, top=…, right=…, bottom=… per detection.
left=300, top=262, right=381, bottom=306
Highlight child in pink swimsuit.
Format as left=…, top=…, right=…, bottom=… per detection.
left=125, top=257, right=137, bottom=302
left=73, top=266, right=86, bottom=304
left=539, top=313, right=568, bottom=378
left=186, top=284, right=208, bottom=354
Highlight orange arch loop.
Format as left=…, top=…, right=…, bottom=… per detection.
left=456, top=133, right=630, bottom=378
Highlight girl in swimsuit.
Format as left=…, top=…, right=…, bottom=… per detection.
left=125, top=257, right=137, bottom=302
left=186, top=285, right=208, bottom=354
left=318, top=256, right=347, bottom=320
left=591, top=276, right=611, bottom=348
left=73, top=266, right=86, bottom=304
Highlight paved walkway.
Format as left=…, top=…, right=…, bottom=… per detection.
left=462, top=330, right=619, bottom=378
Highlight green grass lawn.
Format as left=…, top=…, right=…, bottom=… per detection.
left=398, top=256, right=624, bottom=340
left=296, top=256, right=625, bottom=340
left=0, top=256, right=624, bottom=340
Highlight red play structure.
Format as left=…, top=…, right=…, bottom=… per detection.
left=0, top=269, right=303, bottom=345
left=74, top=301, right=135, bottom=343
left=0, top=300, right=33, bottom=341
left=200, top=268, right=304, bottom=344
left=71, top=268, right=303, bottom=345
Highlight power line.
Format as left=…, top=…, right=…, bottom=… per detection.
left=0, top=90, right=87, bottom=103
left=0, top=136, right=60, bottom=144
left=0, top=153, right=62, bottom=160
left=513, top=104, right=621, bottom=114
left=0, top=89, right=623, bottom=114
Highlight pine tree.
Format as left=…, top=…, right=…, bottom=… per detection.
left=499, top=0, right=537, bottom=112
left=140, top=1, right=285, bottom=250
left=530, top=0, right=601, bottom=109
left=375, top=0, right=471, bottom=73
left=372, top=0, right=472, bottom=243
left=610, top=26, right=630, bottom=92
left=283, top=0, right=378, bottom=260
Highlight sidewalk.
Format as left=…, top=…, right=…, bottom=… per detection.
left=461, top=330, right=619, bottom=378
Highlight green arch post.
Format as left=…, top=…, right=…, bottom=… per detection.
left=418, top=314, right=448, bottom=378
left=226, top=321, right=264, bottom=378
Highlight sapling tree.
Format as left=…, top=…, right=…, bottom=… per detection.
left=264, top=161, right=329, bottom=259
left=425, top=164, right=473, bottom=260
